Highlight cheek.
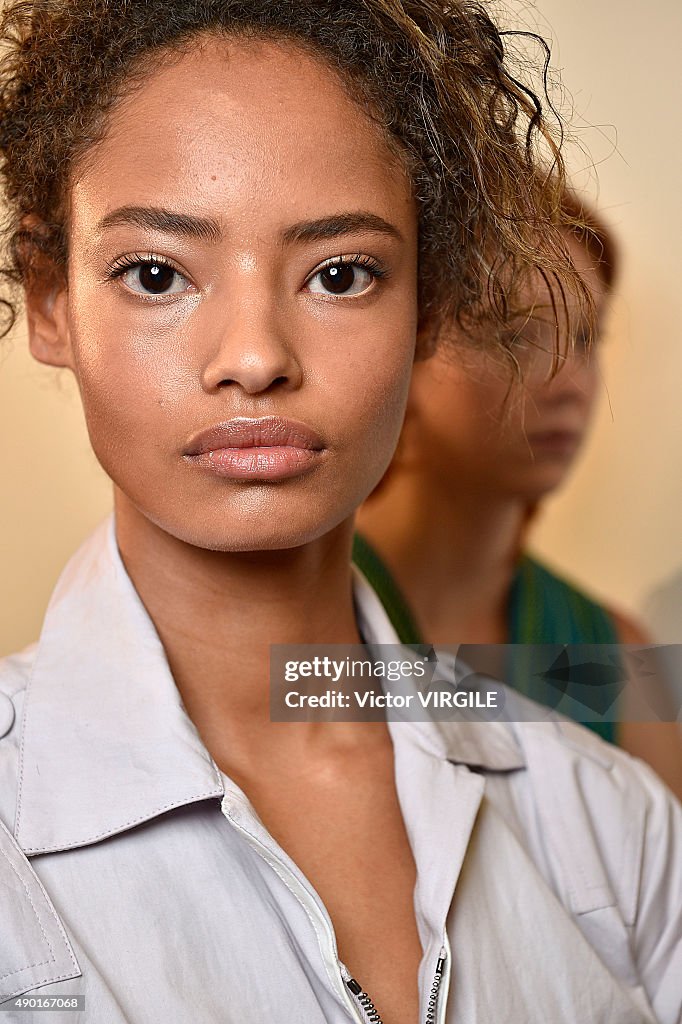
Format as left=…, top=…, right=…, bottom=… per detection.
left=583, top=363, right=602, bottom=413
left=320, top=317, right=417, bottom=472
left=420, top=373, right=507, bottom=451
left=66, top=297, right=184, bottom=469
left=71, top=271, right=203, bottom=383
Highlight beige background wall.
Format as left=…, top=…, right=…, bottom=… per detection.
left=522, top=0, right=682, bottom=632
left=1, top=1, right=681, bottom=656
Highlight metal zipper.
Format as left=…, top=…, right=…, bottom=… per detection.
left=341, top=945, right=448, bottom=1024
left=340, top=966, right=383, bottom=1024
left=221, top=794, right=451, bottom=1024
left=425, top=946, right=447, bottom=1024
left=221, top=799, right=366, bottom=1023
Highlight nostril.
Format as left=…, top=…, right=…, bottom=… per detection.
left=213, top=373, right=290, bottom=393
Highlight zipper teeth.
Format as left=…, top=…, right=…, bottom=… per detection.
left=345, top=979, right=384, bottom=1024
left=345, top=946, right=448, bottom=1024
left=424, top=950, right=447, bottom=1024
left=223, top=799, right=449, bottom=1024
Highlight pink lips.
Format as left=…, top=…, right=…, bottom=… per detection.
left=183, top=416, right=325, bottom=481
left=527, top=430, right=582, bottom=457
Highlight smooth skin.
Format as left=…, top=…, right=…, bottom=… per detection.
left=358, top=240, right=682, bottom=799
left=27, top=36, right=423, bottom=1024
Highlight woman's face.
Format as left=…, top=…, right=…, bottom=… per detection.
left=36, top=36, right=418, bottom=551
left=404, top=236, right=606, bottom=501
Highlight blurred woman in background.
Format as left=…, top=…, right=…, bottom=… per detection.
left=355, top=195, right=682, bottom=796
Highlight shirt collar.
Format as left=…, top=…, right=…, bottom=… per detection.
left=15, top=516, right=524, bottom=856
left=352, top=564, right=527, bottom=774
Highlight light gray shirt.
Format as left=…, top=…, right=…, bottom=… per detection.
left=0, top=518, right=680, bottom=1023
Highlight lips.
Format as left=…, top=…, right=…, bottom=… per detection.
left=183, top=416, right=325, bottom=481
left=526, top=429, right=582, bottom=455
left=184, top=417, right=324, bottom=456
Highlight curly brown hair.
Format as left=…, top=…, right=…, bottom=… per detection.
left=0, top=0, right=584, bottom=353
left=562, top=190, right=619, bottom=294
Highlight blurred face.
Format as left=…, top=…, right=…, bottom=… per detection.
left=37, top=36, right=418, bottom=550
left=405, top=236, right=606, bottom=501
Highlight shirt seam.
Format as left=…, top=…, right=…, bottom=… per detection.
left=222, top=807, right=346, bottom=1003
left=0, top=840, right=53, bottom=979
left=20, top=787, right=225, bottom=855
left=0, top=829, right=80, bottom=981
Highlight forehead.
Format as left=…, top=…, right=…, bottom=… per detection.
left=71, top=35, right=415, bottom=237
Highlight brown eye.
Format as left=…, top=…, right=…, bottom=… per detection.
left=320, top=264, right=356, bottom=294
left=307, top=260, right=376, bottom=298
left=139, top=263, right=175, bottom=293
left=119, top=260, right=192, bottom=296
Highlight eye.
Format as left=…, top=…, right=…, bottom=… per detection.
left=574, top=325, right=593, bottom=353
left=305, top=256, right=385, bottom=298
left=107, top=256, right=194, bottom=297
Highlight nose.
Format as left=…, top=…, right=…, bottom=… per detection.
left=540, top=345, right=596, bottom=403
left=200, top=292, right=303, bottom=396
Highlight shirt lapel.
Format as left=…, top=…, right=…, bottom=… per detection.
left=15, top=516, right=224, bottom=856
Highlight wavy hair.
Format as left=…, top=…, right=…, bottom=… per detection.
left=0, top=0, right=585, bottom=356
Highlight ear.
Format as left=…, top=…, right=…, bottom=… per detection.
left=25, top=282, right=73, bottom=370
left=414, top=315, right=438, bottom=362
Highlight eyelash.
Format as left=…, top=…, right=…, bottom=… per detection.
left=306, top=253, right=388, bottom=282
left=104, top=251, right=182, bottom=281
left=102, top=251, right=389, bottom=296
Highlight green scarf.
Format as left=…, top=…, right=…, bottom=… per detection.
left=352, top=533, right=618, bottom=744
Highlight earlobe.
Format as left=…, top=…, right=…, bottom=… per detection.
left=26, top=287, right=73, bottom=370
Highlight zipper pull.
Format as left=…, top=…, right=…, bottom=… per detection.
left=342, top=974, right=384, bottom=1024
left=346, top=977, right=363, bottom=997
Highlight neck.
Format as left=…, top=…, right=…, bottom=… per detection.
left=355, top=468, right=528, bottom=644
left=113, top=489, right=363, bottom=765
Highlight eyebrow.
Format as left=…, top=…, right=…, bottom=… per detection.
left=97, top=206, right=223, bottom=243
left=281, top=213, right=404, bottom=245
left=96, top=207, right=403, bottom=246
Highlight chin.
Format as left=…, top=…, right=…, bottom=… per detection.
left=191, top=524, right=338, bottom=553
left=113, top=462, right=372, bottom=555
left=136, top=494, right=357, bottom=554
left=516, top=471, right=570, bottom=503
